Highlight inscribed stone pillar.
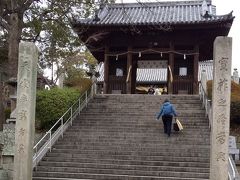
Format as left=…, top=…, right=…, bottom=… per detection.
left=210, top=37, right=232, bottom=180
left=13, top=42, right=38, bottom=180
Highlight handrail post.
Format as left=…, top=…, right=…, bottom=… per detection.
left=35, top=146, right=38, bottom=170
left=78, top=98, right=81, bottom=115
left=61, top=117, right=63, bottom=138
left=49, top=131, right=52, bottom=152
left=229, top=155, right=236, bottom=179
left=71, top=107, right=73, bottom=126
left=86, top=91, right=88, bottom=107
left=202, top=92, right=205, bottom=108
left=91, top=84, right=94, bottom=98
left=205, top=99, right=208, bottom=117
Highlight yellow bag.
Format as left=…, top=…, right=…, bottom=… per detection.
left=176, top=119, right=183, bottom=131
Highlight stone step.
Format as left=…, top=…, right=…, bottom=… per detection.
left=37, top=161, right=210, bottom=173
left=56, top=136, right=210, bottom=143
left=79, top=113, right=207, bottom=117
left=86, top=104, right=203, bottom=109
left=87, top=104, right=203, bottom=109
left=69, top=122, right=209, bottom=126
left=33, top=177, right=209, bottom=180
left=49, top=149, right=209, bottom=158
left=56, top=136, right=210, bottom=144
left=33, top=172, right=209, bottom=180
left=33, top=94, right=210, bottom=180
left=41, top=156, right=210, bottom=168
left=76, top=116, right=208, bottom=120
left=74, top=120, right=209, bottom=125
left=45, top=152, right=209, bottom=163
left=68, top=125, right=209, bottom=130
left=81, top=109, right=206, bottom=114
left=67, top=126, right=210, bottom=134
left=73, top=121, right=209, bottom=126
left=55, top=141, right=210, bottom=147
left=60, top=134, right=210, bottom=141
left=91, top=96, right=201, bottom=102
left=33, top=169, right=209, bottom=179
left=35, top=164, right=209, bottom=175
left=88, top=101, right=202, bottom=105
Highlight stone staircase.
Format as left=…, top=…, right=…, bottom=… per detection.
left=33, top=94, right=210, bottom=180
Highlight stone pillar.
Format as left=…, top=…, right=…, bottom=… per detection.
left=13, top=42, right=38, bottom=180
left=201, top=69, right=207, bottom=94
left=0, top=144, right=2, bottom=167
left=210, top=37, right=232, bottom=180
left=58, top=73, right=64, bottom=89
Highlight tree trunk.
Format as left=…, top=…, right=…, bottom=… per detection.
left=0, top=82, right=3, bottom=130
left=7, top=13, right=23, bottom=79
left=0, top=13, right=24, bottom=129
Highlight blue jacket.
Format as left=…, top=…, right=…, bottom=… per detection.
left=156, top=102, right=177, bottom=119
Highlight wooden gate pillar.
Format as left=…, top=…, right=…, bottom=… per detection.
left=193, top=45, right=199, bottom=94
left=131, top=59, right=137, bottom=94
left=126, top=47, right=132, bottom=94
left=168, top=43, right=174, bottom=94
left=103, top=47, right=109, bottom=94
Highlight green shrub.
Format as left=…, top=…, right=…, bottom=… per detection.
left=36, top=87, right=80, bottom=130
left=207, top=80, right=240, bottom=124
left=64, top=77, right=92, bottom=93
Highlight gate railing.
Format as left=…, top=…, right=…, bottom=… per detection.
left=199, top=81, right=239, bottom=180
left=32, top=86, right=93, bottom=168
left=199, top=81, right=212, bottom=129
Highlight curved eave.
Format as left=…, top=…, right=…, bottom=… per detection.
left=72, top=11, right=234, bottom=27
left=73, top=17, right=234, bottom=35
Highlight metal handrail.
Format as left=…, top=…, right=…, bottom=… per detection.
left=229, top=156, right=236, bottom=179
left=199, top=80, right=239, bottom=180
left=32, top=86, right=93, bottom=168
left=199, top=81, right=212, bottom=128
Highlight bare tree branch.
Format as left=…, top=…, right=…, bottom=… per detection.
left=84, top=32, right=109, bottom=45
left=22, top=0, right=35, bottom=10
left=0, top=16, right=9, bottom=31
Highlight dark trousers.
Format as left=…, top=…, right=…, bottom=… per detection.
left=162, top=115, right=173, bottom=136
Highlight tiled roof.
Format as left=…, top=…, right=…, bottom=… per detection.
left=97, top=60, right=213, bottom=83
left=137, top=68, right=167, bottom=83
left=76, top=0, right=233, bottom=26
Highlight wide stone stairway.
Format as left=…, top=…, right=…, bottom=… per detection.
left=33, top=94, right=210, bottom=180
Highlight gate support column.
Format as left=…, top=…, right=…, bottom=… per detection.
left=168, top=43, right=174, bottom=94
left=103, top=47, right=109, bottom=94
left=193, top=45, right=199, bottom=94
left=126, top=47, right=132, bottom=94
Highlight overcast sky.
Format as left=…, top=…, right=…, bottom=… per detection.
left=212, top=0, right=239, bottom=72
left=117, top=0, right=239, bottom=72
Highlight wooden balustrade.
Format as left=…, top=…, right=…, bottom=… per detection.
left=109, top=75, right=127, bottom=94
left=173, top=75, right=193, bottom=94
